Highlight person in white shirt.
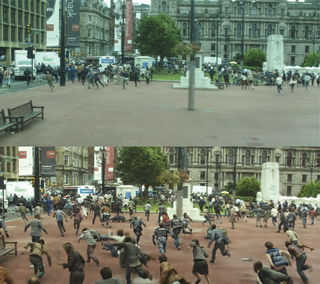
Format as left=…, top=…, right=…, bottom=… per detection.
left=271, top=207, right=278, bottom=227
left=276, top=75, right=283, bottom=94
left=123, top=198, right=129, bottom=211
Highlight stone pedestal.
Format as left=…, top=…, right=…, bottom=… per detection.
left=260, top=162, right=281, bottom=201
left=266, top=35, right=286, bottom=71
left=115, top=66, right=123, bottom=85
left=167, top=182, right=203, bottom=222
left=173, top=52, right=218, bottom=90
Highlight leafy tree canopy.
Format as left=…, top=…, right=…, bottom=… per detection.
left=301, top=51, right=320, bottom=67
left=244, top=48, right=267, bottom=67
left=115, top=147, right=169, bottom=200
left=134, top=13, right=182, bottom=59
left=236, top=176, right=261, bottom=197
left=299, top=180, right=320, bottom=198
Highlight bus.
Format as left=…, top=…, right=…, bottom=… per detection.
left=63, top=185, right=95, bottom=198
left=85, top=56, right=115, bottom=68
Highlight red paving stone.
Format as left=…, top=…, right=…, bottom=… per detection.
left=1, top=211, right=319, bottom=284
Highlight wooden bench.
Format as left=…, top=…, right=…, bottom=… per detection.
left=0, top=109, right=21, bottom=133
left=7, top=100, right=44, bottom=131
left=0, top=234, right=17, bottom=257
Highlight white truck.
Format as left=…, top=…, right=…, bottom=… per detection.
left=35, top=51, right=60, bottom=70
left=13, top=50, right=37, bottom=80
left=5, top=181, right=34, bottom=200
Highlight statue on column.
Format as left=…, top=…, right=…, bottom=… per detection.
left=194, top=20, right=200, bottom=44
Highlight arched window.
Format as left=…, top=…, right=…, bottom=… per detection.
left=252, top=24, right=257, bottom=38
left=200, top=149, right=206, bottom=165
left=245, top=150, right=250, bottom=165
left=237, top=3, right=242, bottom=15
left=317, top=154, right=320, bottom=168
left=236, top=24, right=241, bottom=37
left=228, top=150, right=233, bottom=164
left=262, top=151, right=267, bottom=164
left=301, top=153, right=307, bottom=167
left=182, top=23, right=187, bottom=37
left=287, top=152, right=292, bottom=166
left=290, top=26, right=296, bottom=38
left=211, top=24, right=216, bottom=37
left=161, top=1, right=167, bottom=13
left=267, top=4, right=273, bottom=16
left=266, top=25, right=272, bottom=37
left=304, top=26, right=309, bottom=39
left=169, top=149, right=175, bottom=164
left=252, top=4, right=257, bottom=15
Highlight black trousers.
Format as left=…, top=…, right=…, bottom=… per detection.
left=69, top=270, right=84, bottom=284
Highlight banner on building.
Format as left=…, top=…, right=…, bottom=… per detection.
left=125, top=0, right=132, bottom=51
left=94, top=147, right=103, bottom=182
left=40, top=147, right=56, bottom=176
left=46, top=0, right=60, bottom=47
left=66, top=0, right=80, bottom=46
left=114, top=0, right=122, bottom=52
left=105, top=147, right=114, bottom=180
left=18, top=147, right=33, bottom=176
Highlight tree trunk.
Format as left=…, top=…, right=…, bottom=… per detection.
left=144, top=184, right=149, bottom=201
left=160, top=57, right=164, bottom=71
left=155, top=57, right=158, bottom=74
left=139, top=186, right=143, bottom=205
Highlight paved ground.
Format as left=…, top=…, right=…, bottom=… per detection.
left=0, top=80, right=318, bottom=146
left=1, top=211, right=319, bottom=284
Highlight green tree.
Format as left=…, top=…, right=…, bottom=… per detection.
left=299, top=180, right=320, bottom=198
left=115, top=147, right=169, bottom=202
left=236, top=176, right=261, bottom=197
left=243, top=48, right=267, bottom=67
left=134, top=13, right=182, bottom=70
left=301, top=51, right=320, bottom=67
left=232, top=53, right=241, bottom=64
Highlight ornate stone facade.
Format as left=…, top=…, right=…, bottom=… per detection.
left=163, top=147, right=320, bottom=197
left=151, top=0, right=320, bottom=66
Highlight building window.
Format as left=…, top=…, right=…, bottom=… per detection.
left=304, top=26, right=309, bottom=39
left=266, top=25, right=272, bottom=37
left=236, top=24, right=241, bottom=37
left=291, top=46, right=296, bottom=52
left=200, top=171, right=206, bottom=180
left=245, top=151, right=250, bottom=166
left=290, top=26, right=296, bottom=38
left=302, top=175, right=307, bottom=182
left=210, top=24, right=215, bottom=37
left=200, top=149, right=206, bottom=165
left=317, top=154, right=320, bottom=167
left=3, top=7, right=9, bottom=23
left=211, top=44, right=215, bottom=51
left=261, top=151, right=267, bottom=164
left=287, top=186, right=292, bottom=196
left=305, top=46, right=309, bottom=53
left=161, top=1, right=167, bottom=13
left=87, top=28, right=92, bottom=38
left=301, top=153, right=307, bottom=167
left=281, top=9, right=284, bottom=17
left=286, top=152, right=293, bottom=166
left=11, top=27, right=16, bottom=41
left=317, top=175, right=320, bottom=181
left=228, top=150, right=233, bottom=164
left=64, top=174, right=69, bottom=184
left=24, top=0, right=28, bottom=9
left=88, top=15, right=92, bottom=22
left=267, top=4, right=273, bottom=16
left=64, top=155, right=69, bottom=166
left=182, top=23, right=187, bottom=37
left=11, top=8, right=16, bottom=24
left=3, top=26, right=9, bottom=41
left=252, top=24, right=257, bottom=38
left=287, top=174, right=292, bottom=181
left=169, top=149, right=175, bottom=164
left=290, top=57, right=295, bottom=65
left=280, top=29, right=284, bottom=36
left=252, top=4, right=257, bottom=15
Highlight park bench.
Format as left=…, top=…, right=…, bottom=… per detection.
left=0, top=234, right=17, bottom=258
left=0, top=109, right=21, bottom=133
left=7, top=100, right=44, bottom=131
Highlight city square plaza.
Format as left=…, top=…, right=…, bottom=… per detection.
left=1, top=209, right=319, bottom=284
left=0, top=81, right=319, bottom=146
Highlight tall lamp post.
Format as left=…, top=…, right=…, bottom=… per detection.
left=309, top=34, right=319, bottom=52
left=214, top=12, right=224, bottom=65
left=307, top=162, right=318, bottom=181
left=121, top=0, right=125, bottom=64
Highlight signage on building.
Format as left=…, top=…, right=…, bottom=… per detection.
left=125, top=0, right=133, bottom=52
left=94, top=147, right=103, bottom=182
left=46, top=0, right=60, bottom=47
left=114, top=0, right=122, bottom=52
left=66, top=0, right=80, bottom=46
left=18, top=147, right=33, bottom=176
left=105, top=147, right=114, bottom=180
left=40, top=147, right=56, bottom=176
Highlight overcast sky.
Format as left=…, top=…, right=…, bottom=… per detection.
left=104, top=0, right=151, bottom=6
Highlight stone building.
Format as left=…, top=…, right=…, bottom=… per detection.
left=0, top=147, right=20, bottom=181
left=0, top=0, right=47, bottom=67
left=163, top=147, right=320, bottom=197
left=54, top=147, right=89, bottom=187
left=133, top=3, right=151, bottom=18
left=150, top=0, right=320, bottom=66
left=79, top=0, right=114, bottom=57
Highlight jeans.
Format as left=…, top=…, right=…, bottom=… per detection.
left=57, top=221, right=65, bottom=235
left=104, top=243, right=118, bottom=257
left=211, top=240, right=228, bottom=262
left=173, top=229, right=181, bottom=248
left=95, top=78, right=104, bottom=87
left=32, top=236, right=40, bottom=243
left=288, top=220, right=295, bottom=230
left=74, top=221, right=80, bottom=235
left=302, top=216, right=306, bottom=227
left=203, top=215, right=211, bottom=225
left=92, top=211, right=101, bottom=224
left=125, top=265, right=148, bottom=284
left=256, top=217, right=262, bottom=226
left=134, top=228, right=142, bottom=244
left=102, top=213, right=110, bottom=227
left=145, top=210, right=150, bottom=221
left=209, top=206, right=213, bottom=213
left=47, top=205, right=52, bottom=215
left=278, top=221, right=287, bottom=231
left=277, top=84, right=282, bottom=94
left=296, top=254, right=308, bottom=282
left=30, top=256, right=45, bottom=279
left=6, top=78, right=10, bottom=86
left=71, top=74, right=75, bottom=83
left=272, top=217, right=277, bottom=226
left=305, top=81, right=309, bottom=90
left=87, top=245, right=98, bottom=263
left=21, top=214, right=28, bottom=225
left=158, top=212, right=162, bottom=223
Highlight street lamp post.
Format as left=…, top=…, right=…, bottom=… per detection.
left=309, top=34, right=318, bottom=52
left=121, top=0, right=125, bottom=64
left=240, top=2, right=245, bottom=72
left=307, top=163, right=318, bottom=181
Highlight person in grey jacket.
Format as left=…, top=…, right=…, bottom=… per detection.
left=94, top=266, right=124, bottom=284
left=171, top=214, right=183, bottom=250
left=24, top=214, right=48, bottom=243
left=113, top=237, right=152, bottom=284
left=276, top=210, right=288, bottom=233
left=207, top=224, right=230, bottom=264
left=130, top=217, right=146, bottom=245
left=78, top=228, right=99, bottom=266
left=253, top=261, right=293, bottom=284
left=252, top=206, right=264, bottom=227
left=188, top=239, right=211, bottom=284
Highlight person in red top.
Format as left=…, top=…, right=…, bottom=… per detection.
left=70, top=208, right=83, bottom=236
left=309, top=208, right=317, bottom=225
